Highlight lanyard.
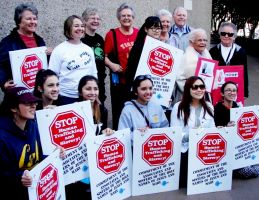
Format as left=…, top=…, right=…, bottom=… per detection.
left=223, top=44, right=235, bottom=65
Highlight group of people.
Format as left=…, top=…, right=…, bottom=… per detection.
left=0, top=2, right=255, bottom=200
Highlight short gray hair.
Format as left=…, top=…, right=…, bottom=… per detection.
left=156, top=9, right=172, bottom=20
left=82, top=7, right=99, bottom=21
left=116, top=3, right=135, bottom=20
left=189, top=28, right=207, bottom=43
left=14, top=3, right=38, bottom=27
left=173, top=6, right=187, bottom=16
left=218, top=22, right=237, bottom=37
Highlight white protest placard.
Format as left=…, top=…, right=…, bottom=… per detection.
left=28, top=149, right=65, bottom=200
left=134, top=36, right=183, bottom=107
left=87, top=129, right=132, bottom=200
left=132, top=127, right=181, bottom=196
left=187, top=127, right=233, bottom=195
left=36, top=101, right=95, bottom=185
left=9, top=47, right=47, bottom=90
left=230, top=106, right=259, bottom=169
left=195, top=57, right=218, bottom=93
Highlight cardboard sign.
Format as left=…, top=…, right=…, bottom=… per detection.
left=9, top=47, right=48, bottom=90
left=187, top=127, right=233, bottom=195
left=132, top=127, right=181, bottom=196
left=28, top=149, right=65, bottom=200
left=87, top=129, right=132, bottom=200
left=36, top=101, right=95, bottom=185
left=195, top=57, right=218, bottom=93
left=212, top=65, right=244, bottom=106
left=134, top=36, right=183, bottom=107
left=230, top=106, right=259, bottom=169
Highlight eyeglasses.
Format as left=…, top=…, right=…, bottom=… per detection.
left=220, top=32, right=234, bottom=37
left=135, top=74, right=152, bottom=81
left=191, top=84, right=206, bottom=90
left=224, top=89, right=237, bottom=93
left=149, top=27, right=162, bottom=32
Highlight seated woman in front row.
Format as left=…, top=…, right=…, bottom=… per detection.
left=118, top=74, right=169, bottom=140
left=171, top=76, right=215, bottom=187
left=33, top=69, right=59, bottom=110
left=78, top=75, right=114, bottom=136
left=214, top=81, right=259, bottom=179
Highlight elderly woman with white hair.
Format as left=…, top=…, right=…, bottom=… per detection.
left=176, top=28, right=212, bottom=94
left=156, top=9, right=174, bottom=44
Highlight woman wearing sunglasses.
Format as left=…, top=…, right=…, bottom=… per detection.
left=118, top=75, right=169, bottom=139
left=210, top=22, right=249, bottom=98
left=170, top=76, right=215, bottom=187
left=214, top=81, right=259, bottom=178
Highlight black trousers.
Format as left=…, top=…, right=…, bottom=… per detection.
left=110, top=83, right=128, bottom=129
left=179, top=151, right=188, bottom=188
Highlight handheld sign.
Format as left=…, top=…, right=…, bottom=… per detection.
left=87, top=129, right=132, bottom=200
left=188, top=127, right=233, bottom=195
left=132, top=127, right=181, bottom=196
left=212, top=65, right=244, bottom=106
left=230, top=106, right=259, bottom=169
left=28, top=149, right=65, bottom=200
left=36, top=101, right=95, bottom=185
left=9, top=47, right=47, bottom=90
left=195, top=57, right=218, bottom=93
left=134, top=36, right=183, bottom=107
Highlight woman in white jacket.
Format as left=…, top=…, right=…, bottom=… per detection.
left=171, top=76, right=215, bottom=187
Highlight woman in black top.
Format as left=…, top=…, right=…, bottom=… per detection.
left=78, top=75, right=113, bottom=135
left=214, top=81, right=259, bottom=178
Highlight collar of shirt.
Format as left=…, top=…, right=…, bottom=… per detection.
left=172, top=25, right=187, bottom=36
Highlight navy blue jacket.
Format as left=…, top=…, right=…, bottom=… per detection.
left=0, top=28, right=45, bottom=88
left=0, top=116, right=44, bottom=200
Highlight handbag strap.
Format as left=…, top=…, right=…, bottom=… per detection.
left=130, top=100, right=150, bottom=127
left=110, top=29, right=120, bottom=65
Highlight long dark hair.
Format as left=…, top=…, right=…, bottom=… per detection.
left=78, top=75, right=101, bottom=123
left=134, top=16, right=162, bottom=46
left=33, top=69, right=58, bottom=98
left=132, top=75, right=153, bottom=99
left=177, top=76, right=214, bottom=126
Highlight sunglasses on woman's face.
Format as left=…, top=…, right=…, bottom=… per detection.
left=135, top=74, right=152, bottom=81
left=220, top=32, right=234, bottom=37
left=191, top=84, right=206, bottom=90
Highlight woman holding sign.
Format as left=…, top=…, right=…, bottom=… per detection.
left=0, top=87, right=44, bottom=199
left=170, top=76, right=215, bottom=187
left=0, top=3, right=49, bottom=90
left=214, top=81, right=259, bottom=178
left=119, top=75, right=169, bottom=140
left=0, top=86, right=65, bottom=200
left=125, top=16, right=162, bottom=96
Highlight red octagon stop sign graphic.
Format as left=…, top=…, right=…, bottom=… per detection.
left=37, top=164, right=59, bottom=200
left=142, top=134, right=173, bottom=166
left=97, top=138, right=125, bottom=174
left=147, top=47, right=174, bottom=77
left=237, top=111, right=259, bottom=141
left=20, top=54, right=43, bottom=89
left=49, top=111, right=86, bottom=150
left=197, top=133, right=226, bottom=165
